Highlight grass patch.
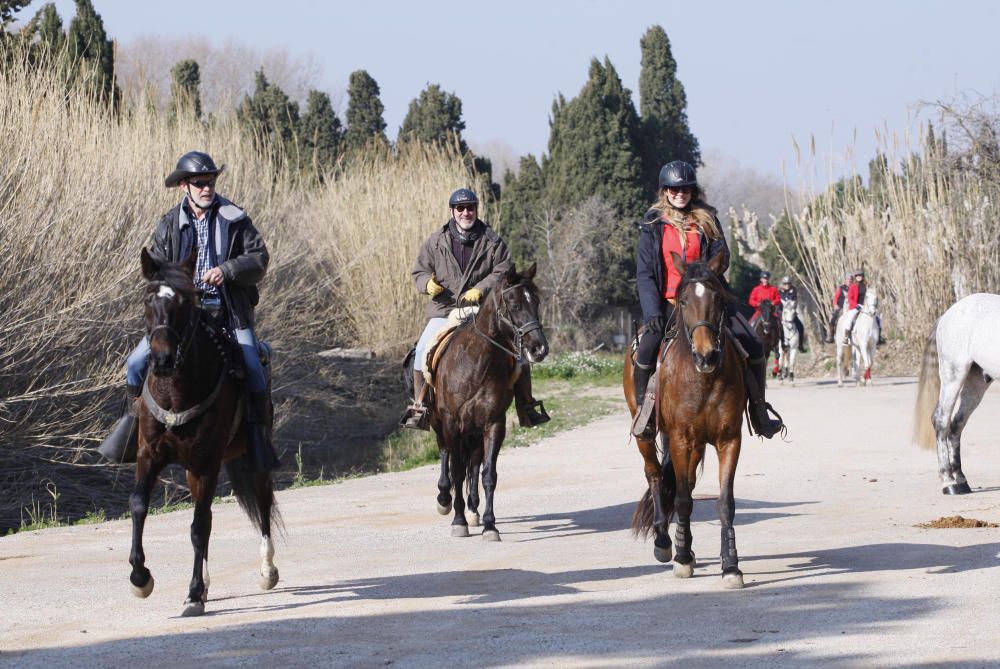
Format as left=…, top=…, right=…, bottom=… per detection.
left=533, top=350, right=623, bottom=382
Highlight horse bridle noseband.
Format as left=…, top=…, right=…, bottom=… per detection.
left=677, top=288, right=726, bottom=358
left=473, top=283, right=542, bottom=361
left=148, top=285, right=201, bottom=370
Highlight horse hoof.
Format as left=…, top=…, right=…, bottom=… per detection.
left=437, top=501, right=452, bottom=515
left=482, top=529, right=501, bottom=542
left=673, top=560, right=695, bottom=579
left=943, top=482, right=972, bottom=495
left=722, top=570, right=745, bottom=589
left=451, top=524, right=470, bottom=538
left=130, top=574, right=154, bottom=599
left=181, top=598, right=205, bottom=617
left=468, top=513, right=480, bottom=527
left=653, top=545, right=672, bottom=563
left=259, top=567, right=279, bottom=590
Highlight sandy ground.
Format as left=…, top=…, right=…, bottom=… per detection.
left=2, top=376, right=1000, bottom=669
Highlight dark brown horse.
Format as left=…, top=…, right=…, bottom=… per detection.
left=624, top=254, right=748, bottom=589
left=429, top=264, right=548, bottom=541
left=752, top=298, right=781, bottom=378
left=129, top=248, right=280, bottom=616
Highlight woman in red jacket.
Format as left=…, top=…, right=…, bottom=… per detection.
left=748, top=271, right=781, bottom=324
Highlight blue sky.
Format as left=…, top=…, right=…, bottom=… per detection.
left=19, top=0, right=1000, bottom=182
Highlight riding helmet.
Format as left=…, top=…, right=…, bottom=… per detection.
left=658, top=161, right=697, bottom=189
left=165, top=151, right=224, bottom=188
left=448, top=188, right=478, bottom=208
left=854, top=269, right=866, bottom=278
left=781, top=276, right=791, bottom=284
left=760, top=270, right=771, bottom=279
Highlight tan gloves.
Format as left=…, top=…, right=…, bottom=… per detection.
left=426, top=275, right=444, bottom=297
left=462, top=288, right=483, bottom=304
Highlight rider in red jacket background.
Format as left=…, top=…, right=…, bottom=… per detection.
left=748, top=270, right=781, bottom=323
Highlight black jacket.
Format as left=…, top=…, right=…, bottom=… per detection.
left=635, top=209, right=730, bottom=324
left=150, top=196, right=269, bottom=330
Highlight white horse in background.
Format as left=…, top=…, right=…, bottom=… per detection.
left=914, top=293, right=1000, bottom=495
left=835, top=290, right=879, bottom=387
left=779, top=298, right=799, bottom=385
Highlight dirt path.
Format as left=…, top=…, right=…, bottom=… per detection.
left=3, top=377, right=1000, bottom=668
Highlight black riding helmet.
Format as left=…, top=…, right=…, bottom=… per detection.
left=658, top=160, right=697, bottom=190
left=165, top=151, right=225, bottom=188
left=448, top=188, right=478, bottom=207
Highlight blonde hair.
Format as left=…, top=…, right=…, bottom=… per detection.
left=651, top=186, right=722, bottom=250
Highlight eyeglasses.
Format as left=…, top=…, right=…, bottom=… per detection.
left=666, top=186, right=692, bottom=195
left=453, top=204, right=477, bottom=212
left=187, top=178, right=216, bottom=190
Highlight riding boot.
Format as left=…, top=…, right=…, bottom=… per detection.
left=630, top=364, right=657, bottom=439
left=744, top=357, right=784, bottom=439
left=246, top=391, right=280, bottom=472
left=513, top=367, right=550, bottom=427
left=796, top=320, right=808, bottom=353
left=401, top=371, right=431, bottom=431
left=97, top=384, right=141, bottom=463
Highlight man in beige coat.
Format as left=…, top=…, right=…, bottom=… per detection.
left=401, top=188, right=549, bottom=430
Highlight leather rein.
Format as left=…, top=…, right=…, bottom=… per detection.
left=471, top=283, right=542, bottom=362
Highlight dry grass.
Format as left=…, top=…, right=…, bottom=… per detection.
left=0, top=57, right=479, bottom=530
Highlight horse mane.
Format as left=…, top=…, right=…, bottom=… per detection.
left=145, top=260, right=199, bottom=303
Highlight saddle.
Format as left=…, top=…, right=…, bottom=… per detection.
left=420, top=306, right=519, bottom=394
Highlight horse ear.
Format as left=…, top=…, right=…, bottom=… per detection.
left=141, top=247, right=157, bottom=280
left=670, top=252, right=686, bottom=277
left=181, top=245, right=197, bottom=279
left=707, top=252, right=725, bottom=276
left=522, top=262, right=537, bottom=281
left=506, top=264, right=519, bottom=284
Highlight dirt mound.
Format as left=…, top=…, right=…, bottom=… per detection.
left=916, top=515, right=999, bottom=529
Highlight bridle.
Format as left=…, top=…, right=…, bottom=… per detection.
left=677, top=281, right=726, bottom=361
left=472, top=282, right=543, bottom=361
left=147, top=284, right=201, bottom=371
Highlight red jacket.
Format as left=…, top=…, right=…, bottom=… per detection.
left=832, top=284, right=849, bottom=308
left=847, top=281, right=867, bottom=310
left=749, top=284, right=781, bottom=318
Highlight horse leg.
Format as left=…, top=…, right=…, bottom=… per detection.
left=466, top=447, right=482, bottom=527
left=255, top=472, right=279, bottom=590
left=129, top=456, right=165, bottom=599
left=480, top=422, right=505, bottom=542
left=717, top=438, right=744, bottom=589
left=836, top=342, right=845, bottom=387
left=182, top=469, right=219, bottom=617
left=448, top=438, right=469, bottom=537
left=633, top=434, right=672, bottom=562
left=938, top=367, right=989, bottom=494
left=435, top=437, right=452, bottom=515
left=671, top=443, right=701, bottom=578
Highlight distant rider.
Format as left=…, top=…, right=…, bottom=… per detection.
left=778, top=276, right=807, bottom=353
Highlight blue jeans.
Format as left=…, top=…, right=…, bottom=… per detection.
left=414, top=318, right=448, bottom=372
left=126, top=328, right=267, bottom=393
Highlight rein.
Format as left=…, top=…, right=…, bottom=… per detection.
left=472, top=283, right=542, bottom=361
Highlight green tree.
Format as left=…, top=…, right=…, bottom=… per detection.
left=300, top=89, right=344, bottom=176
left=169, top=59, right=202, bottom=122
left=65, top=0, right=118, bottom=106
left=0, top=0, right=30, bottom=33
left=344, top=69, right=387, bottom=152
left=638, top=25, right=700, bottom=199
left=499, top=155, right=546, bottom=267
left=398, top=83, right=467, bottom=150
left=237, top=69, right=301, bottom=168
left=34, top=2, right=64, bottom=52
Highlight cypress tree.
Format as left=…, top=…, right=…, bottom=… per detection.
left=237, top=69, right=301, bottom=168
left=499, top=155, right=546, bottom=267
left=300, top=89, right=344, bottom=176
left=638, top=25, right=700, bottom=198
left=35, top=2, right=64, bottom=53
left=169, top=59, right=202, bottom=122
left=344, top=69, right=387, bottom=152
left=398, top=83, right=467, bottom=151
left=66, top=0, right=119, bottom=106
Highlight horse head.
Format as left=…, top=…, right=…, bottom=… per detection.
left=782, top=298, right=797, bottom=323
left=140, top=247, right=200, bottom=376
left=491, top=263, right=548, bottom=363
left=672, top=253, right=732, bottom=373
left=863, top=290, right=878, bottom=314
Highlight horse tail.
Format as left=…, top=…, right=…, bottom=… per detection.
left=630, top=451, right=677, bottom=539
left=225, top=458, right=283, bottom=536
left=913, top=322, right=940, bottom=450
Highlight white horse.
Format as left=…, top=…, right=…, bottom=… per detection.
left=835, top=291, right=879, bottom=387
left=779, top=298, right=799, bottom=385
left=914, top=293, right=1000, bottom=495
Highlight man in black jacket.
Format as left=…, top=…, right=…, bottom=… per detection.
left=98, top=151, right=279, bottom=470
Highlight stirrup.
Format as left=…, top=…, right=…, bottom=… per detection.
left=518, top=400, right=550, bottom=428
left=631, top=393, right=656, bottom=438
left=750, top=401, right=785, bottom=439
left=401, top=403, right=431, bottom=431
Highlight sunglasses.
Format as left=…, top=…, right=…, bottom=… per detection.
left=666, top=186, right=693, bottom=194
left=187, top=178, right=217, bottom=190
left=453, top=204, right=477, bottom=212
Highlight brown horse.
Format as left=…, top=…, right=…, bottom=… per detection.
left=624, top=254, right=748, bottom=589
left=752, top=298, right=781, bottom=378
left=128, top=248, right=280, bottom=616
left=429, top=264, right=548, bottom=541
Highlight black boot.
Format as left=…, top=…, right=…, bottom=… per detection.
left=401, top=371, right=431, bottom=431
left=247, top=392, right=280, bottom=471
left=97, top=384, right=141, bottom=463
left=745, top=358, right=784, bottom=439
left=630, top=364, right=657, bottom=438
left=514, top=366, right=550, bottom=427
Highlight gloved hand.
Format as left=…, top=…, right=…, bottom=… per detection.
left=461, top=287, right=483, bottom=304
left=426, top=275, right=444, bottom=297
left=646, top=316, right=664, bottom=334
